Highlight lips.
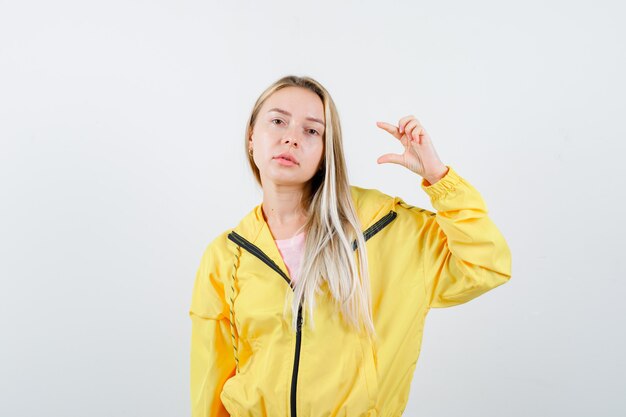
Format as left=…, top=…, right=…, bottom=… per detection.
left=274, top=152, right=298, bottom=164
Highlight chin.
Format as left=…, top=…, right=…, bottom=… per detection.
left=265, top=174, right=312, bottom=187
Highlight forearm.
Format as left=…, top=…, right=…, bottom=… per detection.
left=420, top=166, right=512, bottom=307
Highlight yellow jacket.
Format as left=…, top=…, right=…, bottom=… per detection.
left=189, top=166, right=512, bottom=417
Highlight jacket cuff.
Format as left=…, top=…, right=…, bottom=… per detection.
left=420, top=165, right=462, bottom=200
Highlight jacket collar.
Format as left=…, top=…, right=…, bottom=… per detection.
left=229, top=185, right=395, bottom=278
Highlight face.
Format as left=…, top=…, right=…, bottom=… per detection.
left=249, top=86, right=325, bottom=188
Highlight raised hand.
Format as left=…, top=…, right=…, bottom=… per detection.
left=376, top=115, right=449, bottom=185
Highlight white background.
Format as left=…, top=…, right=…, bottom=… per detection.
left=1, top=0, right=625, bottom=416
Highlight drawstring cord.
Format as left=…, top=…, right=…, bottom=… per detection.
left=228, top=244, right=241, bottom=374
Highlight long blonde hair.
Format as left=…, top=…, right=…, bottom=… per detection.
left=245, top=75, right=376, bottom=340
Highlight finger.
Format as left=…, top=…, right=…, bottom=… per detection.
left=404, top=119, right=426, bottom=144
left=410, top=124, right=425, bottom=145
left=404, top=120, right=420, bottom=143
left=377, top=153, right=404, bottom=165
left=398, top=115, right=417, bottom=133
left=376, top=121, right=402, bottom=140
left=413, top=125, right=430, bottom=145
left=398, top=115, right=414, bottom=133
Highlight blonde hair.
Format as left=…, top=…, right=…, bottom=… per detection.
left=245, top=75, right=376, bottom=340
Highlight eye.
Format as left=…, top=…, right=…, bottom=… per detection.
left=271, top=118, right=284, bottom=125
left=307, top=129, right=320, bottom=136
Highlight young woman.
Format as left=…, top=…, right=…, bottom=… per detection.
left=189, top=75, right=512, bottom=417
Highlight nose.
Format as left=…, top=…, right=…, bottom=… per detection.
left=283, top=137, right=298, bottom=148
left=282, top=129, right=300, bottom=148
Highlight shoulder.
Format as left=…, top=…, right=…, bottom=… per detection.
left=350, top=184, right=435, bottom=223
left=349, top=184, right=396, bottom=227
left=198, top=229, right=237, bottom=269
left=191, top=229, right=234, bottom=319
left=349, top=184, right=392, bottom=204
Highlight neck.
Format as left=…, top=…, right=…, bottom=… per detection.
left=260, top=182, right=311, bottom=230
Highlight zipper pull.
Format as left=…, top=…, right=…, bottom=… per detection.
left=296, top=307, right=303, bottom=332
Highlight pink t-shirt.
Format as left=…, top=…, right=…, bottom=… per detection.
left=274, top=231, right=306, bottom=283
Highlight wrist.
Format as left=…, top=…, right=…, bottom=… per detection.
left=424, top=165, right=449, bottom=186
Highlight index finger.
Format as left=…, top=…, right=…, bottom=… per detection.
left=376, top=121, right=402, bottom=140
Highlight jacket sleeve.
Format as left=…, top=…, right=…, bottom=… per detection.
left=393, top=165, right=512, bottom=308
left=189, top=239, right=236, bottom=417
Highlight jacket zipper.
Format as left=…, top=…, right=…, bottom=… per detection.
left=227, top=209, right=397, bottom=417
left=290, top=305, right=303, bottom=417
left=228, top=231, right=292, bottom=285
left=354, top=209, right=397, bottom=249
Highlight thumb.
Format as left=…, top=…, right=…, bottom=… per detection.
left=377, top=153, right=404, bottom=165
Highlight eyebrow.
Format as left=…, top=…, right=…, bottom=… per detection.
left=267, top=108, right=325, bottom=127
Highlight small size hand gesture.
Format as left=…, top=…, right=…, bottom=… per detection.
left=376, top=115, right=449, bottom=185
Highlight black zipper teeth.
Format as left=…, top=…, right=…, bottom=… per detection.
left=353, top=210, right=398, bottom=250
left=228, top=232, right=291, bottom=285
left=228, top=209, right=397, bottom=417
left=290, top=305, right=303, bottom=417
